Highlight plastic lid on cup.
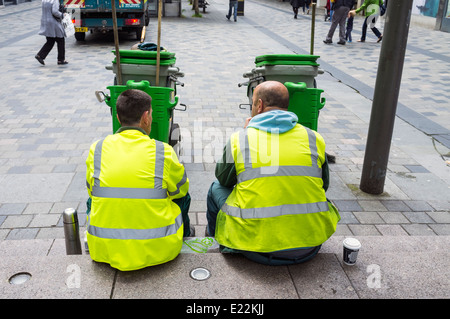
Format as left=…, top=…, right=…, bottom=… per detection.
left=343, top=238, right=361, bottom=249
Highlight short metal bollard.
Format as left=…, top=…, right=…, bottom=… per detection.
left=63, top=208, right=82, bottom=255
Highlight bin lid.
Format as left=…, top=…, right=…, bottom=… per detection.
left=112, top=50, right=176, bottom=65
left=112, top=57, right=176, bottom=66
left=113, top=50, right=176, bottom=59
left=255, top=54, right=320, bottom=67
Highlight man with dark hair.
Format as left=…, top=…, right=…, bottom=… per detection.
left=86, top=89, right=192, bottom=271
left=206, top=81, right=340, bottom=265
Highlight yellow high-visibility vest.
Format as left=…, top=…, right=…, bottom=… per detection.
left=85, top=128, right=188, bottom=271
left=215, top=124, right=340, bottom=252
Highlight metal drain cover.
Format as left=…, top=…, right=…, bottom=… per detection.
left=190, top=267, right=211, bottom=281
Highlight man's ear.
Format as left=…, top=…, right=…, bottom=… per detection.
left=141, top=110, right=150, bottom=125
left=116, top=114, right=121, bottom=124
left=256, top=98, right=264, bottom=114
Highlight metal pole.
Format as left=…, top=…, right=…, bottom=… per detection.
left=156, top=0, right=163, bottom=86
left=359, top=0, right=413, bottom=194
left=63, top=208, right=82, bottom=255
left=112, top=0, right=123, bottom=85
left=310, top=2, right=316, bottom=55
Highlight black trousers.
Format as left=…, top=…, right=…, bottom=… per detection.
left=37, top=37, right=65, bottom=62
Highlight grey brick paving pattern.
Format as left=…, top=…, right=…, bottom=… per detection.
left=0, top=0, right=449, bottom=241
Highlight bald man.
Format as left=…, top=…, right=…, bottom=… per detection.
left=206, top=81, right=340, bottom=265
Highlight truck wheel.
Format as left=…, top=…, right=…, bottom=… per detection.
left=75, top=32, right=85, bottom=41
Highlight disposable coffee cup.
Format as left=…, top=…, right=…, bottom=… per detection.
left=343, top=238, right=361, bottom=265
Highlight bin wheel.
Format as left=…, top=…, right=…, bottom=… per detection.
left=169, top=123, right=181, bottom=156
left=169, top=123, right=181, bottom=146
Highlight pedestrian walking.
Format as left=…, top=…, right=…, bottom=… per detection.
left=35, top=0, right=68, bottom=65
left=226, top=0, right=238, bottom=22
left=349, top=0, right=384, bottom=43
left=323, top=0, right=355, bottom=45
left=290, top=0, right=301, bottom=19
left=304, top=0, right=311, bottom=14
left=345, top=15, right=353, bottom=42
left=324, top=0, right=331, bottom=21
left=329, top=0, right=334, bottom=21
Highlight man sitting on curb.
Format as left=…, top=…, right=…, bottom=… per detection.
left=86, top=89, right=192, bottom=271
left=206, top=81, right=340, bottom=265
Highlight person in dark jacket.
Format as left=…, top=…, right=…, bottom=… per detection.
left=35, top=0, right=68, bottom=65
left=290, top=0, right=304, bottom=19
left=323, top=0, right=355, bottom=45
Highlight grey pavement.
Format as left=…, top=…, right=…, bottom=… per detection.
left=0, top=0, right=449, bottom=299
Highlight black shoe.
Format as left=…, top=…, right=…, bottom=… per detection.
left=377, top=35, right=383, bottom=43
left=226, top=14, right=230, bottom=20
left=337, top=40, right=346, bottom=45
left=323, top=39, right=332, bottom=44
left=35, top=55, right=45, bottom=65
left=294, top=14, right=297, bottom=19
left=57, top=61, right=69, bottom=65
left=326, top=152, right=336, bottom=164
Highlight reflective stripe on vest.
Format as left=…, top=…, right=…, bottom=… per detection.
left=87, top=211, right=183, bottom=240
left=168, top=170, right=187, bottom=196
left=221, top=126, right=327, bottom=219
left=236, top=127, right=322, bottom=184
left=91, top=138, right=168, bottom=199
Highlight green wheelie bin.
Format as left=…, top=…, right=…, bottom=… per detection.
left=240, top=54, right=323, bottom=105
left=105, top=50, right=185, bottom=94
left=284, top=82, right=325, bottom=132
left=98, top=80, right=178, bottom=145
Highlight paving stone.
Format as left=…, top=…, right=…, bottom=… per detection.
left=357, top=200, right=388, bottom=212
left=333, top=200, right=363, bottom=212
left=6, top=228, right=39, bottom=240
left=0, top=215, right=33, bottom=229
left=404, top=200, right=435, bottom=212
left=0, top=203, right=27, bottom=216
left=404, top=165, right=430, bottom=173
left=348, top=225, right=381, bottom=236
left=22, top=203, right=54, bottom=215
left=29, top=214, right=60, bottom=228
left=378, top=211, right=410, bottom=224
left=375, top=224, right=410, bottom=236
left=427, top=211, right=450, bottom=223
left=380, top=200, right=412, bottom=212
left=428, top=224, right=450, bottom=236
left=353, top=212, right=385, bottom=224
left=402, top=224, right=436, bottom=236
left=337, top=211, right=359, bottom=224
left=403, top=211, right=436, bottom=224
